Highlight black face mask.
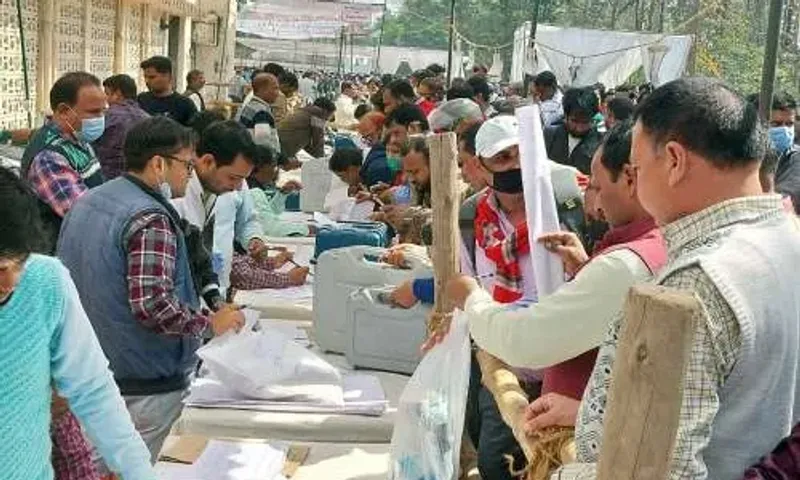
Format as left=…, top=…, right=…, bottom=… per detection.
left=490, top=168, right=524, bottom=194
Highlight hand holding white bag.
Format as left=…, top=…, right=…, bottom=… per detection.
left=390, top=311, right=471, bottom=480
left=198, top=314, right=343, bottom=405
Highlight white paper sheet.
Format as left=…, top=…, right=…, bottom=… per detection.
left=193, top=440, right=286, bottom=480
left=517, top=105, right=566, bottom=297
left=155, top=441, right=287, bottom=480
left=186, top=374, right=388, bottom=416
left=313, top=212, right=337, bottom=226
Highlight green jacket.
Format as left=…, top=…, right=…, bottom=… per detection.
left=249, top=187, right=309, bottom=237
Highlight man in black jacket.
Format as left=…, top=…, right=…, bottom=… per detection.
left=543, top=87, right=602, bottom=175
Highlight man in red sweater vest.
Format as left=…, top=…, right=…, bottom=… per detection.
left=447, top=120, right=667, bottom=433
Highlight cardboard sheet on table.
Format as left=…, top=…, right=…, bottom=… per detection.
left=156, top=439, right=286, bottom=480
left=186, top=374, right=388, bottom=416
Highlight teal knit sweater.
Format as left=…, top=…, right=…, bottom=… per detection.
left=0, top=255, right=155, bottom=479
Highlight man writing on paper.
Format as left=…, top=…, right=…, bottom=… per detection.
left=57, top=117, right=245, bottom=461
left=446, top=121, right=666, bottom=435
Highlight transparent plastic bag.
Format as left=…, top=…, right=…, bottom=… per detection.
left=389, top=311, right=471, bottom=480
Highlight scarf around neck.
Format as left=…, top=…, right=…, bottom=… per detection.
left=474, top=191, right=530, bottom=302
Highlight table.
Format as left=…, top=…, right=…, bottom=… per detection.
left=158, top=437, right=390, bottom=480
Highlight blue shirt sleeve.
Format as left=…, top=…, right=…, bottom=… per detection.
left=362, top=147, right=393, bottom=187
left=49, top=260, right=156, bottom=479
left=412, top=277, right=435, bottom=305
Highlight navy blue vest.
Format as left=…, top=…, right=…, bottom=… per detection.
left=57, top=176, right=201, bottom=395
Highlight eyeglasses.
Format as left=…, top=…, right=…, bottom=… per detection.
left=163, top=155, right=195, bottom=173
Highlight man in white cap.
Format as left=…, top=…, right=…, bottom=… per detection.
left=457, top=114, right=542, bottom=480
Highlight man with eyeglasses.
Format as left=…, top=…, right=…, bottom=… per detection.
left=58, top=117, right=245, bottom=463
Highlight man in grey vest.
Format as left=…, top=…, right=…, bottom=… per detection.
left=57, top=117, right=245, bottom=462
left=559, top=78, right=800, bottom=479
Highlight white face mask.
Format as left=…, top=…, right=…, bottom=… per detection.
left=159, top=182, right=173, bottom=199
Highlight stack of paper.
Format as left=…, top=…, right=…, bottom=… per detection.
left=155, top=440, right=287, bottom=480
left=258, top=319, right=312, bottom=348
left=186, top=374, right=388, bottom=417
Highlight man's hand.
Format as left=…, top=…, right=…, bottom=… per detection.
left=524, top=393, right=581, bottom=434
left=247, top=238, right=268, bottom=260
left=369, top=182, right=391, bottom=195
left=210, top=306, right=245, bottom=336
left=389, top=280, right=418, bottom=309
left=274, top=250, right=295, bottom=268
left=445, top=275, right=480, bottom=310
left=354, top=191, right=374, bottom=204
left=287, top=266, right=310, bottom=285
left=280, top=180, right=303, bottom=194
left=381, top=245, right=408, bottom=268
left=382, top=204, right=408, bottom=228
left=420, top=313, right=453, bottom=352
left=538, top=232, right=589, bottom=277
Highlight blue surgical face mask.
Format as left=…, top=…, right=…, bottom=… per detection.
left=769, top=126, right=795, bottom=156
left=79, top=116, right=105, bottom=143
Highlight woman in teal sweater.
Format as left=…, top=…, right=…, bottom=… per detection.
left=0, top=167, right=155, bottom=480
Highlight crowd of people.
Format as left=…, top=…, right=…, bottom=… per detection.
left=1, top=50, right=800, bottom=480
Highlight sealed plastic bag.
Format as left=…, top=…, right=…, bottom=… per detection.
left=198, top=313, right=343, bottom=405
left=390, top=311, right=471, bottom=480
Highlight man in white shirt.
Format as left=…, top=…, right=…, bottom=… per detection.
left=446, top=120, right=667, bottom=432
left=334, top=81, right=360, bottom=131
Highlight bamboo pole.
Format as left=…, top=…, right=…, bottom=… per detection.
left=113, top=0, right=128, bottom=74
left=597, top=285, right=699, bottom=480
left=426, top=132, right=460, bottom=333
left=475, top=350, right=539, bottom=460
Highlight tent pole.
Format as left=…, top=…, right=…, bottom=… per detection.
left=759, top=0, right=784, bottom=120
left=376, top=2, right=387, bottom=73
left=446, top=0, right=456, bottom=86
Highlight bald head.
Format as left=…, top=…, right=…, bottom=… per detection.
left=357, top=111, right=386, bottom=144
left=253, top=73, right=280, bottom=104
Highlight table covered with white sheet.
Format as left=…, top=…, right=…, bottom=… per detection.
left=173, top=319, right=409, bottom=444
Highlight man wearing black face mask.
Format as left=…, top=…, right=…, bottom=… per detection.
left=544, top=87, right=603, bottom=175
left=461, top=115, right=540, bottom=480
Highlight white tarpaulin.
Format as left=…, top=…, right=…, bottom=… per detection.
left=511, top=23, right=692, bottom=87
left=237, top=0, right=384, bottom=40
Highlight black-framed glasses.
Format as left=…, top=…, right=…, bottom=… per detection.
left=163, top=155, right=195, bottom=173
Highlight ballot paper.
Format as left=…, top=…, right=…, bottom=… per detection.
left=328, top=197, right=376, bottom=222
left=258, top=319, right=312, bottom=348
left=186, top=374, right=388, bottom=416
left=517, top=105, right=566, bottom=297
left=300, top=158, right=334, bottom=213
left=156, top=440, right=287, bottom=480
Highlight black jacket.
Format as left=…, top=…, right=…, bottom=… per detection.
left=776, top=148, right=800, bottom=214
left=543, top=124, right=603, bottom=175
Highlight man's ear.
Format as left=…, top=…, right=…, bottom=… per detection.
left=664, top=141, right=689, bottom=188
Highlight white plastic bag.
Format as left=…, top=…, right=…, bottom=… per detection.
left=198, top=315, right=344, bottom=405
left=389, top=311, right=471, bottom=480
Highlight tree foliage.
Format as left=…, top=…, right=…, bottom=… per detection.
left=379, top=0, right=800, bottom=97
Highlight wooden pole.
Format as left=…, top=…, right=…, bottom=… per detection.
left=476, top=350, right=539, bottom=460
left=426, top=132, right=460, bottom=332
left=597, top=285, right=699, bottom=480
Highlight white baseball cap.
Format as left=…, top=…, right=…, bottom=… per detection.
left=475, top=115, right=520, bottom=159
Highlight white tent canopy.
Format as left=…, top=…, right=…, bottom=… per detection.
left=511, top=23, right=692, bottom=88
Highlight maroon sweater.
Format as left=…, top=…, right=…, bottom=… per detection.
left=541, top=218, right=667, bottom=400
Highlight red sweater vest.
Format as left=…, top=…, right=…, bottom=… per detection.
left=540, top=218, right=667, bottom=400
